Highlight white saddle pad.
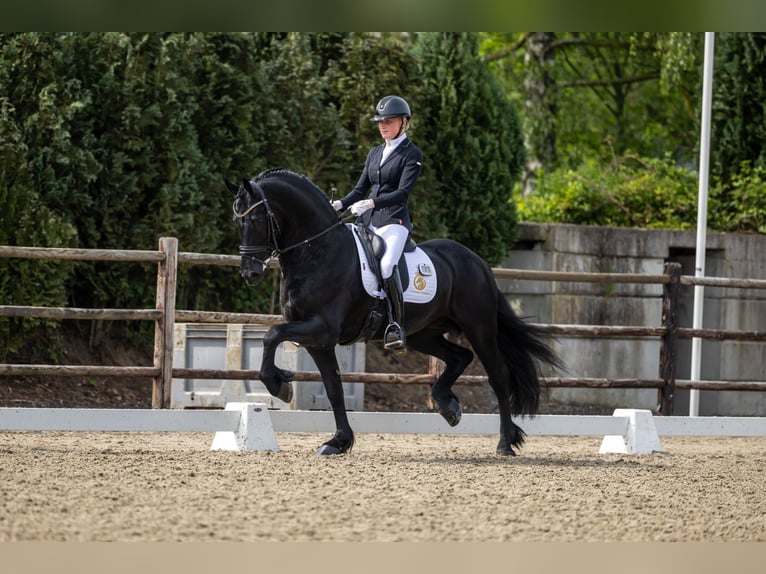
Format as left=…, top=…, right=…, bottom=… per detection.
left=348, top=223, right=437, bottom=304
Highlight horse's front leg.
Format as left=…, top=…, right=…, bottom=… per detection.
left=259, top=317, right=337, bottom=404
left=305, top=347, right=354, bottom=456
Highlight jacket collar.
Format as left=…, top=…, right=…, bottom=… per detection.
left=377, top=137, right=411, bottom=166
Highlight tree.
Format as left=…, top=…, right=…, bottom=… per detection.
left=0, top=31, right=534, bottom=358
left=482, top=33, right=699, bottom=179
left=521, top=32, right=557, bottom=196
left=0, top=33, right=279, bottom=327
left=415, top=32, right=525, bottom=264
left=0, top=96, right=77, bottom=358
left=710, top=33, right=766, bottom=183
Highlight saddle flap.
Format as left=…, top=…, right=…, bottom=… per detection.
left=372, top=234, right=386, bottom=258
left=354, top=225, right=383, bottom=282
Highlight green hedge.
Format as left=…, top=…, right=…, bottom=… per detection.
left=0, top=32, right=525, bottom=353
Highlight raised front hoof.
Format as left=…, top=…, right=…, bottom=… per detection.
left=261, top=367, right=295, bottom=401
left=274, top=366, right=295, bottom=384
left=438, top=398, right=462, bottom=427
left=277, top=381, right=293, bottom=404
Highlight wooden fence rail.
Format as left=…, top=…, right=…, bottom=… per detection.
left=2, top=238, right=765, bottom=411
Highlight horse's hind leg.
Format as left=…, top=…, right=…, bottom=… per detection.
left=459, top=324, right=525, bottom=456
left=407, top=330, right=473, bottom=427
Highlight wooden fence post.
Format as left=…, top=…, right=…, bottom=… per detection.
left=152, top=237, right=178, bottom=409
left=658, top=262, right=681, bottom=415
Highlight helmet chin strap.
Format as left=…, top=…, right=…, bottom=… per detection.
left=394, top=117, right=408, bottom=139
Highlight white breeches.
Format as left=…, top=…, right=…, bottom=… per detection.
left=370, top=223, right=409, bottom=279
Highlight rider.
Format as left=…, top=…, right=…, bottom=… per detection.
left=331, top=95, right=423, bottom=352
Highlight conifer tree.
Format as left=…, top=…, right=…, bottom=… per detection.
left=711, top=33, right=766, bottom=182
left=414, top=32, right=525, bottom=264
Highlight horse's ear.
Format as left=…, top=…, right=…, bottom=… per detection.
left=224, top=179, right=239, bottom=196
left=242, top=179, right=255, bottom=194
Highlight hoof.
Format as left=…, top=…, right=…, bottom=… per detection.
left=316, top=444, right=343, bottom=456
left=315, top=434, right=354, bottom=456
left=496, top=438, right=518, bottom=456
left=277, top=382, right=293, bottom=403
left=438, top=398, right=462, bottom=427
left=275, top=367, right=295, bottom=384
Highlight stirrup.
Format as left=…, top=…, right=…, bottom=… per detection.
left=383, top=322, right=406, bottom=353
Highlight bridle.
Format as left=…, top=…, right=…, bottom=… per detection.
left=233, top=180, right=344, bottom=268
left=233, top=181, right=282, bottom=268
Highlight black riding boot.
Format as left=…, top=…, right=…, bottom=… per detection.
left=383, top=271, right=406, bottom=353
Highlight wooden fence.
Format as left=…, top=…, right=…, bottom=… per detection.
left=1, top=237, right=765, bottom=412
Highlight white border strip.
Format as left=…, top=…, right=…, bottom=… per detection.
left=654, top=416, right=766, bottom=437
left=271, top=411, right=629, bottom=436
left=0, top=407, right=240, bottom=432
left=1, top=407, right=763, bottom=437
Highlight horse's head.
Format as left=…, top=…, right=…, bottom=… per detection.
left=228, top=169, right=341, bottom=286
left=228, top=178, right=279, bottom=286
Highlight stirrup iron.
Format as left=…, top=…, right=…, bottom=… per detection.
left=384, top=322, right=406, bottom=352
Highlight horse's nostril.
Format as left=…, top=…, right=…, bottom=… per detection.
left=242, top=270, right=262, bottom=286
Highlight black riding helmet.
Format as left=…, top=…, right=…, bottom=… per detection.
left=372, top=95, right=411, bottom=121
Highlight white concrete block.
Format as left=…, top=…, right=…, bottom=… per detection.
left=599, top=408, right=662, bottom=454
left=211, top=403, right=279, bottom=451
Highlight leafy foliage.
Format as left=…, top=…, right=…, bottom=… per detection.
left=415, top=33, right=525, bottom=264
left=481, top=33, right=701, bottom=172
left=483, top=32, right=764, bottom=238
left=0, top=32, right=528, bottom=352
left=2, top=31, right=764, bottom=363
left=517, top=154, right=706, bottom=229
left=0, top=94, right=78, bottom=358
left=710, top=33, right=766, bottom=184
left=718, top=162, right=766, bottom=234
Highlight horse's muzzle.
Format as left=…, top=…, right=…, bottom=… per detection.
left=240, top=259, right=266, bottom=286
left=241, top=269, right=264, bottom=286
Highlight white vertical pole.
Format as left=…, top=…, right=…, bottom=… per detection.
left=689, top=32, right=715, bottom=416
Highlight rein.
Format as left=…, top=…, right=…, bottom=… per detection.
left=278, top=219, right=344, bottom=256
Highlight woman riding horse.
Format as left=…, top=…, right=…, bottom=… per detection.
left=331, top=95, right=422, bottom=353
left=230, top=167, right=560, bottom=457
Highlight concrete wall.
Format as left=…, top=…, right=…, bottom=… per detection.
left=498, top=223, right=766, bottom=416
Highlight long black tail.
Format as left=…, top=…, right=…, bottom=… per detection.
left=495, top=289, right=561, bottom=416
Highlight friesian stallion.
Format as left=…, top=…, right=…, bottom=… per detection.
left=228, top=169, right=559, bottom=456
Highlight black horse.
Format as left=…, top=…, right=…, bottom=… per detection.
left=228, top=168, right=559, bottom=456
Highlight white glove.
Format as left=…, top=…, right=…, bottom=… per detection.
left=350, top=199, right=374, bottom=216
left=331, top=200, right=343, bottom=211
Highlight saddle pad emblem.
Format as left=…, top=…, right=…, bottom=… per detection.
left=413, top=274, right=427, bottom=291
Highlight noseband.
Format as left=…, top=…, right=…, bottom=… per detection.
left=234, top=180, right=343, bottom=268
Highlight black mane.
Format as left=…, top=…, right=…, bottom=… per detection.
left=255, top=168, right=325, bottom=195
left=252, top=168, right=336, bottom=218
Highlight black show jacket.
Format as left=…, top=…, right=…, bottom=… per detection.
left=340, top=138, right=423, bottom=232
